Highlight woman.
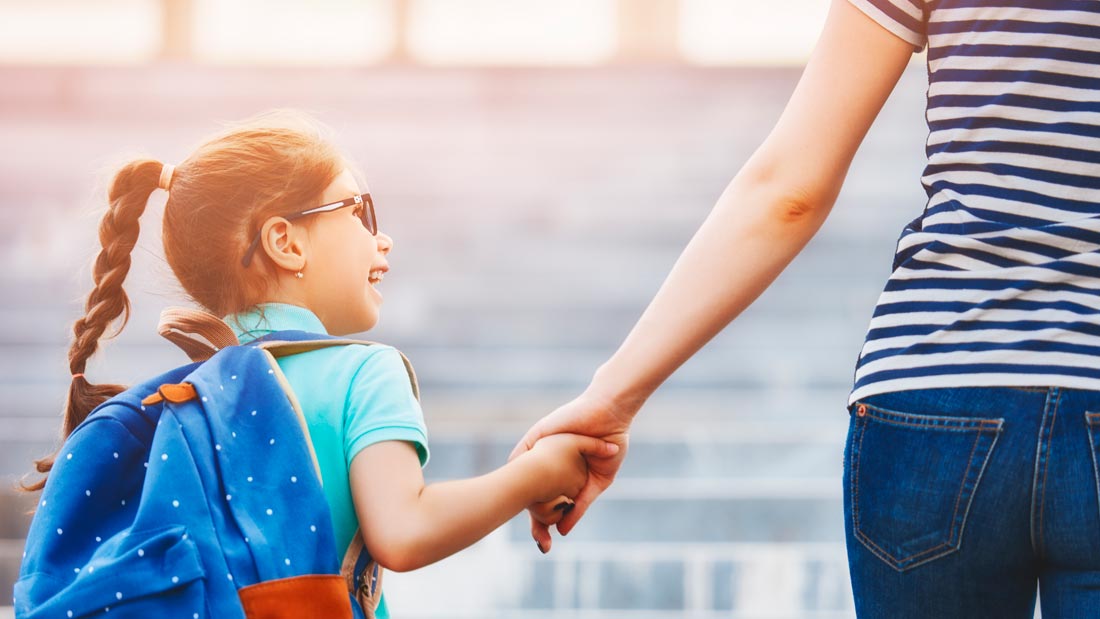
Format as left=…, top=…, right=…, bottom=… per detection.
left=512, top=0, right=1100, bottom=616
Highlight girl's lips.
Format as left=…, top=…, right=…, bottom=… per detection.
left=367, top=264, right=387, bottom=286
left=367, top=264, right=388, bottom=301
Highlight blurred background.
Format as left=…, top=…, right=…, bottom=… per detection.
left=0, top=0, right=929, bottom=617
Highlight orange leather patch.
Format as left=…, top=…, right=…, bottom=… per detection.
left=141, top=382, right=198, bottom=406
left=239, top=575, right=353, bottom=619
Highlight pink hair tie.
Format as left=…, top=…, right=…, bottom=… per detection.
left=71, top=373, right=85, bottom=380
left=158, top=163, right=175, bottom=192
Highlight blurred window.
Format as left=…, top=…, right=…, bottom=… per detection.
left=0, top=0, right=864, bottom=66
left=193, top=0, right=394, bottom=65
left=679, top=0, right=829, bottom=65
left=0, top=0, right=162, bottom=64
left=407, top=0, right=616, bottom=66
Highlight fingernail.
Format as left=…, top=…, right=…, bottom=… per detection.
left=553, top=500, right=572, bottom=512
left=536, top=540, right=547, bottom=554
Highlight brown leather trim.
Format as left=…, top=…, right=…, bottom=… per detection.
left=341, top=530, right=383, bottom=619
left=259, top=340, right=420, bottom=401
left=239, top=574, right=353, bottom=619
left=341, top=532, right=365, bottom=594
left=158, top=306, right=241, bottom=362
left=257, top=339, right=369, bottom=358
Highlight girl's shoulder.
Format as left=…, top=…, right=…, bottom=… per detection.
left=292, top=341, right=420, bottom=402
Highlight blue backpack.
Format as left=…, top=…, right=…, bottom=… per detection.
left=14, top=328, right=417, bottom=619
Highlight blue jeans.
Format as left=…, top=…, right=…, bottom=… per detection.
left=844, top=387, right=1100, bottom=618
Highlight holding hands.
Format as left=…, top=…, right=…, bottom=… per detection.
left=511, top=388, right=637, bottom=553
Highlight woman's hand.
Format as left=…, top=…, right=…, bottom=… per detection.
left=510, top=389, right=635, bottom=552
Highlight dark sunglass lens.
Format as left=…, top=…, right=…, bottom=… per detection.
left=361, top=196, right=377, bottom=235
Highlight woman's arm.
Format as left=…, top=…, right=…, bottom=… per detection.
left=349, top=434, right=617, bottom=572
left=513, top=0, right=918, bottom=548
left=594, top=0, right=916, bottom=410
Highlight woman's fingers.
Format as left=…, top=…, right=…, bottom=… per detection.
left=556, top=479, right=600, bottom=536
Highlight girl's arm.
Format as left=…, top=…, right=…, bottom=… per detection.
left=349, top=434, right=617, bottom=572
left=513, top=0, right=918, bottom=548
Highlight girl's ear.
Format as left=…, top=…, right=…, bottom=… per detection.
left=259, top=217, right=308, bottom=273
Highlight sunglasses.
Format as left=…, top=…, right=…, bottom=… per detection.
left=241, top=193, right=377, bottom=267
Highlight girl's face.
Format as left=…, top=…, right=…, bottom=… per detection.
left=301, top=169, right=393, bottom=335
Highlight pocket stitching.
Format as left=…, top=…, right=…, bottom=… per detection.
left=850, top=406, right=1003, bottom=572
left=852, top=423, right=975, bottom=569
left=861, top=402, right=1003, bottom=431
left=1085, top=412, right=1100, bottom=533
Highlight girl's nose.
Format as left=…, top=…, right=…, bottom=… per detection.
left=376, top=231, right=394, bottom=255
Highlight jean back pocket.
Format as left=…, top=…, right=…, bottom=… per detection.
left=1082, top=412, right=1100, bottom=525
left=848, top=403, right=1003, bottom=572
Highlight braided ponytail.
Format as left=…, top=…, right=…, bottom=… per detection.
left=22, top=159, right=162, bottom=491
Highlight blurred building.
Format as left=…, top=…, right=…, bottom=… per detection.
left=0, top=0, right=835, bottom=67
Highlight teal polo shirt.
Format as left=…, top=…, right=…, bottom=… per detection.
left=227, top=303, right=429, bottom=618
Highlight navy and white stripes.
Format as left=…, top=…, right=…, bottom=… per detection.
left=847, top=0, right=1100, bottom=404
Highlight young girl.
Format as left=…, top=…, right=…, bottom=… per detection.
left=27, top=111, right=618, bottom=616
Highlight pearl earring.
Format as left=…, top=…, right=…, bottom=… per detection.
left=295, top=271, right=304, bottom=279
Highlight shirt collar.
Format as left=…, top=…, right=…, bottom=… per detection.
left=226, top=303, right=329, bottom=344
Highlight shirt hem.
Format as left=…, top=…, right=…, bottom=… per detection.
left=847, top=0, right=925, bottom=51
left=849, top=373, right=1100, bottom=406
left=346, top=426, right=430, bottom=468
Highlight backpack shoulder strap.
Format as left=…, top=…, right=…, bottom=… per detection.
left=157, top=307, right=240, bottom=362
left=255, top=335, right=420, bottom=401
left=157, top=307, right=420, bottom=400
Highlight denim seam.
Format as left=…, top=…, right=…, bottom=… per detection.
left=1039, top=390, right=1061, bottom=557
left=1085, top=412, right=1100, bottom=538
left=851, top=416, right=865, bottom=556
left=855, top=533, right=952, bottom=572
left=1030, top=387, right=1060, bottom=558
left=850, top=408, right=1003, bottom=572
left=952, top=425, right=1002, bottom=568
left=947, top=425, right=985, bottom=546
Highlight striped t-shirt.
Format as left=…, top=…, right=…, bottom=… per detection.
left=848, top=0, right=1100, bottom=404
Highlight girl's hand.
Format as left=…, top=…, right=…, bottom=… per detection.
left=523, top=433, right=619, bottom=505
left=528, top=495, right=576, bottom=529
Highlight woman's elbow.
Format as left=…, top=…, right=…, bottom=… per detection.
left=774, top=187, right=831, bottom=223
left=737, top=156, right=837, bottom=223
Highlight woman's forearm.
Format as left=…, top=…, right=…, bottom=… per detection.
left=585, top=0, right=914, bottom=417
left=591, top=169, right=835, bottom=414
